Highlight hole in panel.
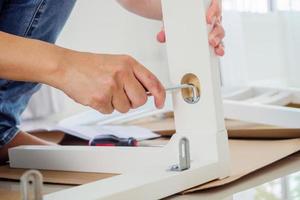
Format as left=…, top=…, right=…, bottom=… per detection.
left=181, top=73, right=201, bottom=104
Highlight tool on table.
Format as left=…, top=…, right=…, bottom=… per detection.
left=89, top=134, right=138, bottom=147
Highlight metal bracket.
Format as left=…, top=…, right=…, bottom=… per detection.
left=170, top=137, right=191, bottom=171
left=20, top=170, right=43, bottom=200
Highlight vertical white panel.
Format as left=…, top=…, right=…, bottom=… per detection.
left=162, top=0, right=227, bottom=161
left=162, top=0, right=226, bottom=133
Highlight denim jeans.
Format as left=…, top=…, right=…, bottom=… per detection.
left=0, top=0, right=76, bottom=147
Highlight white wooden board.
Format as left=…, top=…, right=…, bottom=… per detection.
left=9, top=0, right=230, bottom=199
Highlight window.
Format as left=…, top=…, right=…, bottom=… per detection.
left=277, top=0, right=300, bottom=11
left=223, top=0, right=300, bottom=12
left=223, top=0, right=270, bottom=13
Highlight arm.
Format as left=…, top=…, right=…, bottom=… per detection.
left=0, top=31, right=165, bottom=111
left=0, top=31, right=64, bottom=84
left=116, top=0, right=162, bottom=20
left=0, top=31, right=166, bottom=161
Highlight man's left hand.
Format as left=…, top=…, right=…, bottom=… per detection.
left=156, top=0, right=225, bottom=56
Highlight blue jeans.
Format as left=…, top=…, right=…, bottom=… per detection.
left=0, top=0, right=76, bottom=147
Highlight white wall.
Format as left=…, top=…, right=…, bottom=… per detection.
left=242, top=12, right=288, bottom=85
left=220, top=12, right=248, bottom=87
left=221, top=11, right=300, bottom=88
left=283, top=12, right=300, bottom=87
left=57, top=0, right=169, bottom=83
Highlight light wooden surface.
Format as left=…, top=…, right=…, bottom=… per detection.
left=0, top=133, right=299, bottom=199
left=0, top=152, right=299, bottom=200
left=1, top=116, right=299, bottom=199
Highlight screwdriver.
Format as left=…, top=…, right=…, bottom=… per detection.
left=89, top=134, right=138, bottom=147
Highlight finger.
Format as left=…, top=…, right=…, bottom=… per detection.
left=209, top=24, right=225, bottom=47
left=112, top=88, right=131, bottom=113
left=133, top=64, right=166, bottom=109
left=206, top=0, right=221, bottom=25
left=124, top=74, right=148, bottom=109
left=90, top=90, right=114, bottom=114
left=215, top=44, right=225, bottom=56
left=156, top=30, right=166, bottom=43
left=91, top=99, right=114, bottom=114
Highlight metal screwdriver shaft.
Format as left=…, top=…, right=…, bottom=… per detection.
left=146, top=84, right=200, bottom=104
left=146, top=84, right=195, bottom=96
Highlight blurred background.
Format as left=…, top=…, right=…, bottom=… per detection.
left=21, top=0, right=300, bottom=120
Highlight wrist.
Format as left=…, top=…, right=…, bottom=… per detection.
left=42, top=47, right=74, bottom=89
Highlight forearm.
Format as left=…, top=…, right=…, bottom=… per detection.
left=0, top=31, right=65, bottom=85
left=117, top=0, right=162, bottom=20
left=0, top=131, right=55, bottom=164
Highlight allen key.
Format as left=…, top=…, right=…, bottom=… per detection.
left=147, top=84, right=200, bottom=104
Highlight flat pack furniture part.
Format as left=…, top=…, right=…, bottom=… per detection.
left=8, top=0, right=230, bottom=199
left=223, top=86, right=300, bottom=128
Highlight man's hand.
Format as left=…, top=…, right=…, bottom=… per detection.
left=157, top=0, right=225, bottom=56
left=206, top=0, right=225, bottom=56
left=0, top=31, right=165, bottom=115
left=54, top=52, right=166, bottom=114
left=117, top=0, right=225, bottom=56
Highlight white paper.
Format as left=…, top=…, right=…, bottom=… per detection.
left=19, top=119, right=56, bottom=132
left=58, top=125, right=160, bottom=141
left=20, top=120, right=159, bottom=141
left=20, top=94, right=172, bottom=142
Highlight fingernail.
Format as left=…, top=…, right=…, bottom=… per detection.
left=157, top=31, right=166, bottom=43
left=158, top=101, right=165, bottom=109
left=210, top=16, right=217, bottom=28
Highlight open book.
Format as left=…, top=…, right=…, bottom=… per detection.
left=20, top=97, right=173, bottom=141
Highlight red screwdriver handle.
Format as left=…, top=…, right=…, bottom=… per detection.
left=89, top=134, right=138, bottom=147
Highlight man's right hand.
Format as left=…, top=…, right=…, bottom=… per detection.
left=51, top=51, right=166, bottom=114
left=0, top=31, right=165, bottom=114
